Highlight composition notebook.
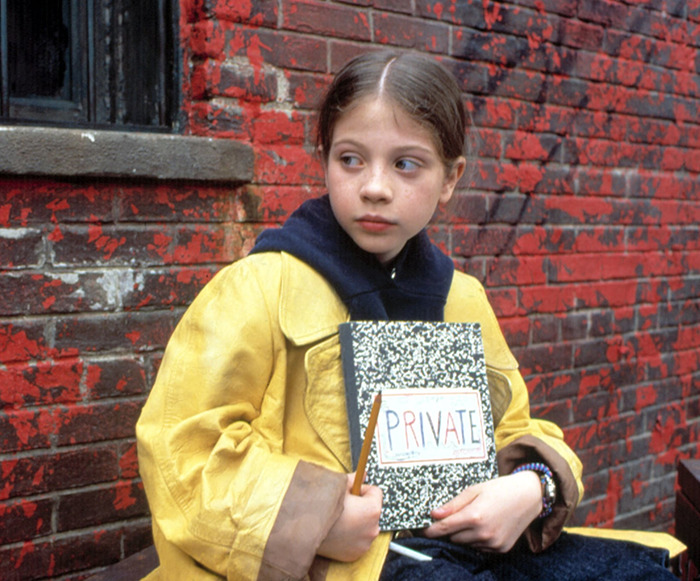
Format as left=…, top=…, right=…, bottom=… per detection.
left=339, top=321, right=498, bottom=530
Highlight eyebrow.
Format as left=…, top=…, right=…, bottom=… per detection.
left=330, top=139, right=436, bottom=157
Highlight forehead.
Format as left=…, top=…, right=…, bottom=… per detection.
left=332, top=96, right=439, bottom=147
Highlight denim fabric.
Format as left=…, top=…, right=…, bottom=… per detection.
left=381, top=533, right=676, bottom=580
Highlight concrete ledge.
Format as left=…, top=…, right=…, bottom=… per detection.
left=0, top=126, right=254, bottom=184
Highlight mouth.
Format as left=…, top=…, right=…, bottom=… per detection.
left=356, top=215, right=396, bottom=232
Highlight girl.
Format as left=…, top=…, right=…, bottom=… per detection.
left=136, top=51, right=675, bottom=580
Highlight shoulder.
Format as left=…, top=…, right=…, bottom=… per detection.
left=212, top=252, right=347, bottom=345
left=446, top=270, right=518, bottom=370
left=447, top=269, right=490, bottom=302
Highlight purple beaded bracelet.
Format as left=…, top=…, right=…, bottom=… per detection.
left=512, top=462, right=556, bottom=518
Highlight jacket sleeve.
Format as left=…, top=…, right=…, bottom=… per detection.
left=136, top=258, right=347, bottom=580
left=493, top=366, right=584, bottom=552
left=459, top=279, right=583, bottom=553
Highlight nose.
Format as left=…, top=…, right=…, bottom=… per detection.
left=360, top=165, right=393, bottom=203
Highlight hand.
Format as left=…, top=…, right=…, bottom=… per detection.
left=423, top=471, right=542, bottom=553
left=317, top=473, right=383, bottom=562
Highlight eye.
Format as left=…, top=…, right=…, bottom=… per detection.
left=395, top=158, right=420, bottom=172
left=339, top=154, right=362, bottom=168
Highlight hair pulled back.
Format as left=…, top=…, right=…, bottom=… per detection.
left=317, top=51, right=467, bottom=167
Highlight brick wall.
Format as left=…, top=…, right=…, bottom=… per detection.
left=1, top=0, right=698, bottom=578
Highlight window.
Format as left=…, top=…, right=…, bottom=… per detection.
left=0, top=0, right=178, bottom=131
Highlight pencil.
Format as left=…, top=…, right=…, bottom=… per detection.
left=351, top=392, right=382, bottom=495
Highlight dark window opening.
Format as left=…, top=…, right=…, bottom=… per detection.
left=0, top=0, right=179, bottom=131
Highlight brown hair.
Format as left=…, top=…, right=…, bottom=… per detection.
left=316, top=51, right=467, bottom=167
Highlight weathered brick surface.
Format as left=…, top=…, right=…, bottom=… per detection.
left=1, top=1, right=698, bottom=578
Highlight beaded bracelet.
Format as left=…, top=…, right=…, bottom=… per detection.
left=512, top=462, right=556, bottom=519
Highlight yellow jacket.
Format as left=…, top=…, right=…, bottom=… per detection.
left=136, top=252, right=583, bottom=580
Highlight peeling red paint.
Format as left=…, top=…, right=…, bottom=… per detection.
left=119, top=443, right=139, bottom=478
left=495, top=163, right=544, bottom=192
left=0, top=203, right=11, bottom=225
left=650, top=412, right=684, bottom=466
left=583, top=469, right=623, bottom=527
left=87, top=223, right=126, bottom=260
left=14, top=540, right=35, bottom=570
left=505, top=131, right=550, bottom=161
left=125, top=331, right=141, bottom=345
left=114, top=481, right=137, bottom=511
left=0, top=326, right=44, bottom=364
left=21, top=501, right=37, bottom=518
left=31, top=465, right=45, bottom=487
left=482, top=0, right=503, bottom=30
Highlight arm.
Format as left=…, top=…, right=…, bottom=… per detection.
left=441, top=275, right=584, bottom=553
left=136, top=257, right=349, bottom=579
left=423, top=366, right=582, bottom=553
left=423, top=367, right=582, bottom=551
left=424, top=470, right=542, bottom=552
left=492, top=365, right=584, bottom=552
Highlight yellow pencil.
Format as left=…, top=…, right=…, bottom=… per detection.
left=351, top=392, right=382, bottom=495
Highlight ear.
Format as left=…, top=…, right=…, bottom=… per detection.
left=439, top=156, right=467, bottom=204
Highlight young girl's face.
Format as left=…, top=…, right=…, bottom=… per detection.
left=323, top=96, right=465, bottom=265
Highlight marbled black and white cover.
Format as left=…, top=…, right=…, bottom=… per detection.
left=339, top=321, right=498, bottom=530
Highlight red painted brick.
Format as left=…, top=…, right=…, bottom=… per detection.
left=374, top=0, right=413, bottom=14
left=329, top=41, right=380, bottom=73
left=0, top=228, right=44, bottom=269
left=0, top=272, right=114, bottom=316
left=578, top=0, right=628, bottom=28
left=252, top=109, right=307, bottom=145
left=499, top=316, right=531, bottom=347
left=119, top=185, right=236, bottom=222
left=1, top=446, right=120, bottom=500
left=516, top=342, right=572, bottom=375
left=243, top=29, right=328, bottom=72
left=0, top=408, right=54, bottom=453
left=57, top=480, right=148, bottom=532
left=255, top=144, right=324, bottom=186
left=518, top=284, right=576, bottom=314
left=123, top=266, right=219, bottom=310
left=56, top=401, right=143, bottom=446
left=51, top=528, right=124, bottom=577
left=287, top=70, right=332, bottom=109
left=374, top=12, right=449, bottom=53
left=53, top=312, right=176, bottom=355
left=123, top=519, right=157, bottom=557
left=0, top=498, right=53, bottom=544
left=85, top=357, right=147, bottom=400
left=203, top=0, right=278, bottom=26
left=485, top=288, right=519, bottom=318
left=283, top=0, right=371, bottom=42
left=0, top=359, right=83, bottom=409
left=452, top=225, right=517, bottom=257
left=486, top=256, right=547, bottom=286
left=119, top=441, right=141, bottom=479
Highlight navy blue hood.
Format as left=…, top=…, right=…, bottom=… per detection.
left=250, top=195, right=453, bottom=321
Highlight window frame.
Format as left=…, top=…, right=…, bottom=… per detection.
left=0, top=0, right=180, bottom=132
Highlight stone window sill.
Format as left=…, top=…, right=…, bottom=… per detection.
left=0, top=126, right=253, bottom=184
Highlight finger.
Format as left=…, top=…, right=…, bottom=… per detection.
left=430, top=485, right=480, bottom=519
left=345, top=472, right=356, bottom=489
left=360, top=484, right=383, bottom=502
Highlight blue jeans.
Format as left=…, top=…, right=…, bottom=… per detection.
left=381, top=533, right=676, bottom=580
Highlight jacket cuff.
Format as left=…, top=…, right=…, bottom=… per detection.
left=257, top=461, right=346, bottom=580
left=497, top=435, right=580, bottom=553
